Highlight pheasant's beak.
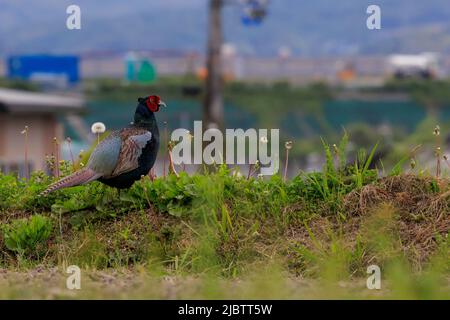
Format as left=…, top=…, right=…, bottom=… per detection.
left=158, top=101, right=167, bottom=108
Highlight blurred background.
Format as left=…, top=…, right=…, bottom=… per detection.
left=1, top=0, right=450, bottom=177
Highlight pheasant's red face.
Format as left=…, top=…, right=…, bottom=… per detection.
left=145, top=95, right=161, bottom=112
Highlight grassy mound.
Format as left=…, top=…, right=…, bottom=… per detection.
left=0, top=139, right=448, bottom=298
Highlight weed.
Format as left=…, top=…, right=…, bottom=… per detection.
left=1, top=215, right=52, bottom=258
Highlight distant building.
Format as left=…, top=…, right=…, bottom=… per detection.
left=124, top=52, right=157, bottom=84
left=336, top=62, right=356, bottom=82
left=7, top=55, right=80, bottom=87
left=0, top=88, right=85, bottom=176
left=387, top=53, right=439, bottom=79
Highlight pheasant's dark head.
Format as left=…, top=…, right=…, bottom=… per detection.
left=135, top=95, right=166, bottom=122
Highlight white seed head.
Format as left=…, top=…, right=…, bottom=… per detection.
left=285, top=141, right=293, bottom=150
left=433, top=125, right=440, bottom=136
left=91, top=122, right=106, bottom=134
left=232, top=170, right=242, bottom=178
left=332, top=143, right=339, bottom=154
left=260, top=136, right=268, bottom=144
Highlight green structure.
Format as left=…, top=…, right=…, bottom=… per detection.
left=124, top=53, right=156, bottom=84
left=137, top=60, right=156, bottom=83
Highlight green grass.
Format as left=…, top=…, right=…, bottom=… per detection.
left=0, top=137, right=448, bottom=299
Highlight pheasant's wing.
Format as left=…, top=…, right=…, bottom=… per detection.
left=86, top=131, right=122, bottom=176
left=108, top=128, right=153, bottom=177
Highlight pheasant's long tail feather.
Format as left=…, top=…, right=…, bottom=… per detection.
left=40, top=168, right=101, bottom=196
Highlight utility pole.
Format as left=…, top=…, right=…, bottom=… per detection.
left=203, top=0, right=224, bottom=131
left=203, top=0, right=268, bottom=130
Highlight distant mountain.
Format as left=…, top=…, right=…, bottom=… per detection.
left=1, top=0, right=450, bottom=57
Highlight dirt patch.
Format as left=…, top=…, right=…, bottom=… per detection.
left=344, top=174, right=449, bottom=261
left=344, top=174, right=448, bottom=217
left=287, top=174, right=449, bottom=269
